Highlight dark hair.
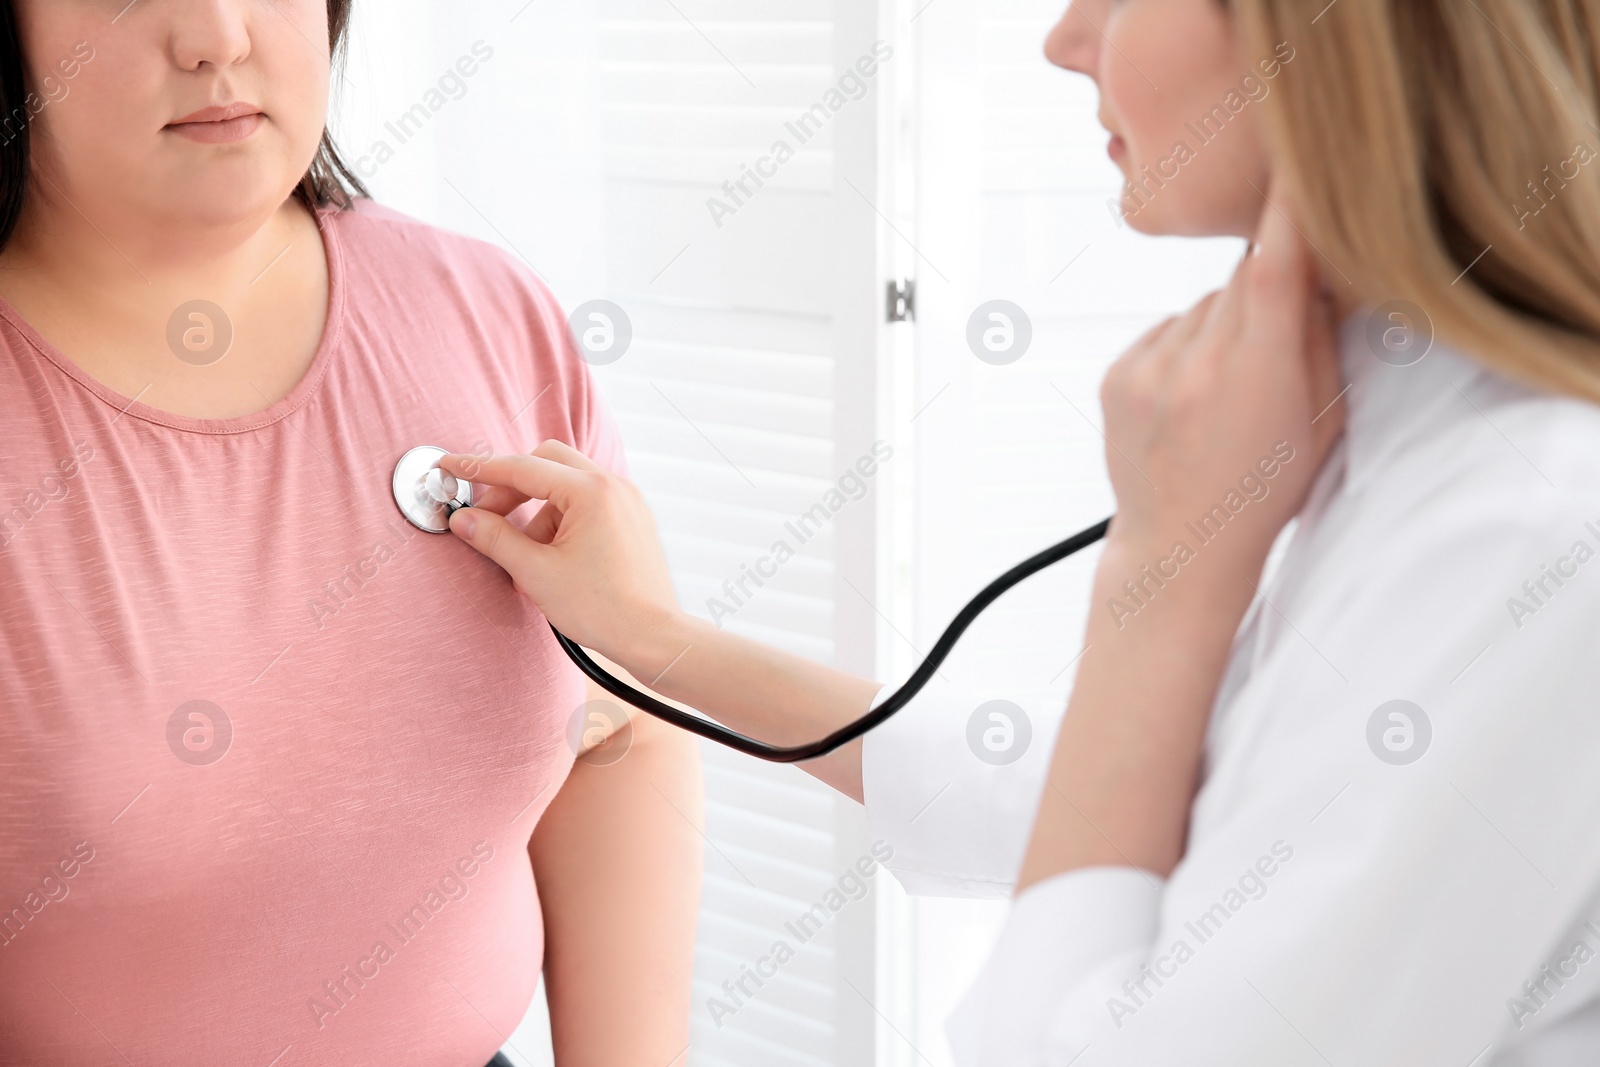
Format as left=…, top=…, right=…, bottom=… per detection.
left=0, top=0, right=369, bottom=249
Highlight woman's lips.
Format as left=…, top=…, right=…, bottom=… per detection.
left=165, top=104, right=264, bottom=144
left=1107, top=134, right=1127, bottom=162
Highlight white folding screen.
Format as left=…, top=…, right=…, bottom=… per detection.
left=336, top=2, right=888, bottom=1065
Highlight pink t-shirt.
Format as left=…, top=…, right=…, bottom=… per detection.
left=0, top=200, right=626, bottom=1065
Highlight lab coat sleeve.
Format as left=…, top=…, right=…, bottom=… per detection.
left=861, top=682, right=1061, bottom=898
left=938, top=498, right=1600, bottom=1066
left=946, top=867, right=1166, bottom=1066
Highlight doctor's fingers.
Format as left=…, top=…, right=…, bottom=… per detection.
left=441, top=442, right=608, bottom=516
left=437, top=452, right=590, bottom=513
left=522, top=501, right=564, bottom=545
left=1161, top=288, right=1230, bottom=363
left=1236, top=191, right=1345, bottom=434
left=463, top=487, right=562, bottom=538
left=1107, top=290, right=1223, bottom=407
left=1303, top=287, right=1348, bottom=451
left=467, top=485, right=527, bottom=518
left=1238, top=179, right=1321, bottom=355
left=1170, top=183, right=1307, bottom=376
left=530, top=439, right=607, bottom=471
left=448, top=505, right=552, bottom=588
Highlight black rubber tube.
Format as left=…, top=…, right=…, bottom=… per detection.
left=552, top=516, right=1112, bottom=764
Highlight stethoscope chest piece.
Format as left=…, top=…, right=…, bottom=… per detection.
left=392, top=445, right=473, bottom=534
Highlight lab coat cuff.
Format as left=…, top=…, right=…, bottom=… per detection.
left=946, top=866, right=1166, bottom=1067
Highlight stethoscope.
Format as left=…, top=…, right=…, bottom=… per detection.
left=394, top=445, right=1112, bottom=763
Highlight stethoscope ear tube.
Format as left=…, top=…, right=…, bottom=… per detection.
left=552, top=517, right=1113, bottom=763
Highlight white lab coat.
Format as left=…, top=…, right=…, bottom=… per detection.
left=862, top=312, right=1600, bottom=1066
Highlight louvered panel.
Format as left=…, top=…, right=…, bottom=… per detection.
left=609, top=342, right=832, bottom=395
left=665, top=518, right=839, bottom=557
left=668, top=560, right=836, bottom=636
left=691, top=967, right=835, bottom=1024
left=585, top=5, right=874, bottom=1065
left=603, top=377, right=833, bottom=441
left=602, top=104, right=839, bottom=149
left=649, top=494, right=838, bottom=549
left=604, top=192, right=840, bottom=314
left=695, top=970, right=832, bottom=1033
left=624, top=303, right=831, bottom=354
left=603, top=66, right=841, bottom=107
left=607, top=410, right=835, bottom=476
left=655, top=547, right=837, bottom=609
left=669, top=554, right=833, bottom=618
left=340, top=4, right=882, bottom=1065
left=693, top=921, right=839, bottom=996
left=692, top=973, right=835, bottom=1040
left=689, top=742, right=857, bottom=1062
left=706, top=762, right=834, bottom=824
left=695, top=919, right=838, bottom=990
left=677, top=591, right=835, bottom=644
left=601, top=23, right=833, bottom=68
left=694, top=948, right=834, bottom=996
left=706, top=801, right=832, bottom=864
left=602, top=129, right=837, bottom=185
left=627, top=457, right=851, bottom=517
left=694, top=1029, right=833, bottom=1067
left=618, top=439, right=837, bottom=517
left=605, top=0, right=832, bottom=17
left=606, top=150, right=835, bottom=191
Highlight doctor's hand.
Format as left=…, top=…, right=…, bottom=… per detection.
left=436, top=442, right=679, bottom=672
left=1018, top=186, right=1351, bottom=892
left=1098, top=180, right=1348, bottom=568
left=439, top=441, right=883, bottom=800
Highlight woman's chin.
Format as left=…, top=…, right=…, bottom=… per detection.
left=1117, top=195, right=1257, bottom=240
left=145, top=181, right=300, bottom=233
left=1117, top=202, right=1162, bottom=236
left=1117, top=197, right=1182, bottom=237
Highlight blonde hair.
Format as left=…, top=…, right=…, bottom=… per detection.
left=1237, top=0, right=1600, bottom=401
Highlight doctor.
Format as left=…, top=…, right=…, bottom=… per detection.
left=440, top=0, right=1600, bottom=1062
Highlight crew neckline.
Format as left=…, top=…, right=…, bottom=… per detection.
left=0, top=203, right=348, bottom=437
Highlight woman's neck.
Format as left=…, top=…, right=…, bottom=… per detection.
left=0, top=183, right=333, bottom=421
left=0, top=182, right=311, bottom=304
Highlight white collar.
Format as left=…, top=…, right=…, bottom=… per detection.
left=1335, top=304, right=1496, bottom=497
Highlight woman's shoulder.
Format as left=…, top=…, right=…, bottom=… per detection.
left=326, top=197, right=561, bottom=313
left=319, top=197, right=626, bottom=474
left=322, top=197, right=582, bottom=372
left=1471, top=372, right=1600, bottom=496
left=1360, top=340, right=1600, bottom=531
left=1304, top=341, right=1600, bottom=646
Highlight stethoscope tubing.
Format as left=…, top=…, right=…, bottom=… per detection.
left=553, top=517, right=1113, bottom=763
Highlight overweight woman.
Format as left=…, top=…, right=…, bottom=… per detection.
left=443, top=0, right=1600, bottom=1063
left=0, top=3, right=701, bottom=1066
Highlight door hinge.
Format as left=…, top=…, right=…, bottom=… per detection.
left=886, top=279, right=917, bottom=323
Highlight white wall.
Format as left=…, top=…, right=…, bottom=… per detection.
left=883, top=4, right=1243, bottom=1064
